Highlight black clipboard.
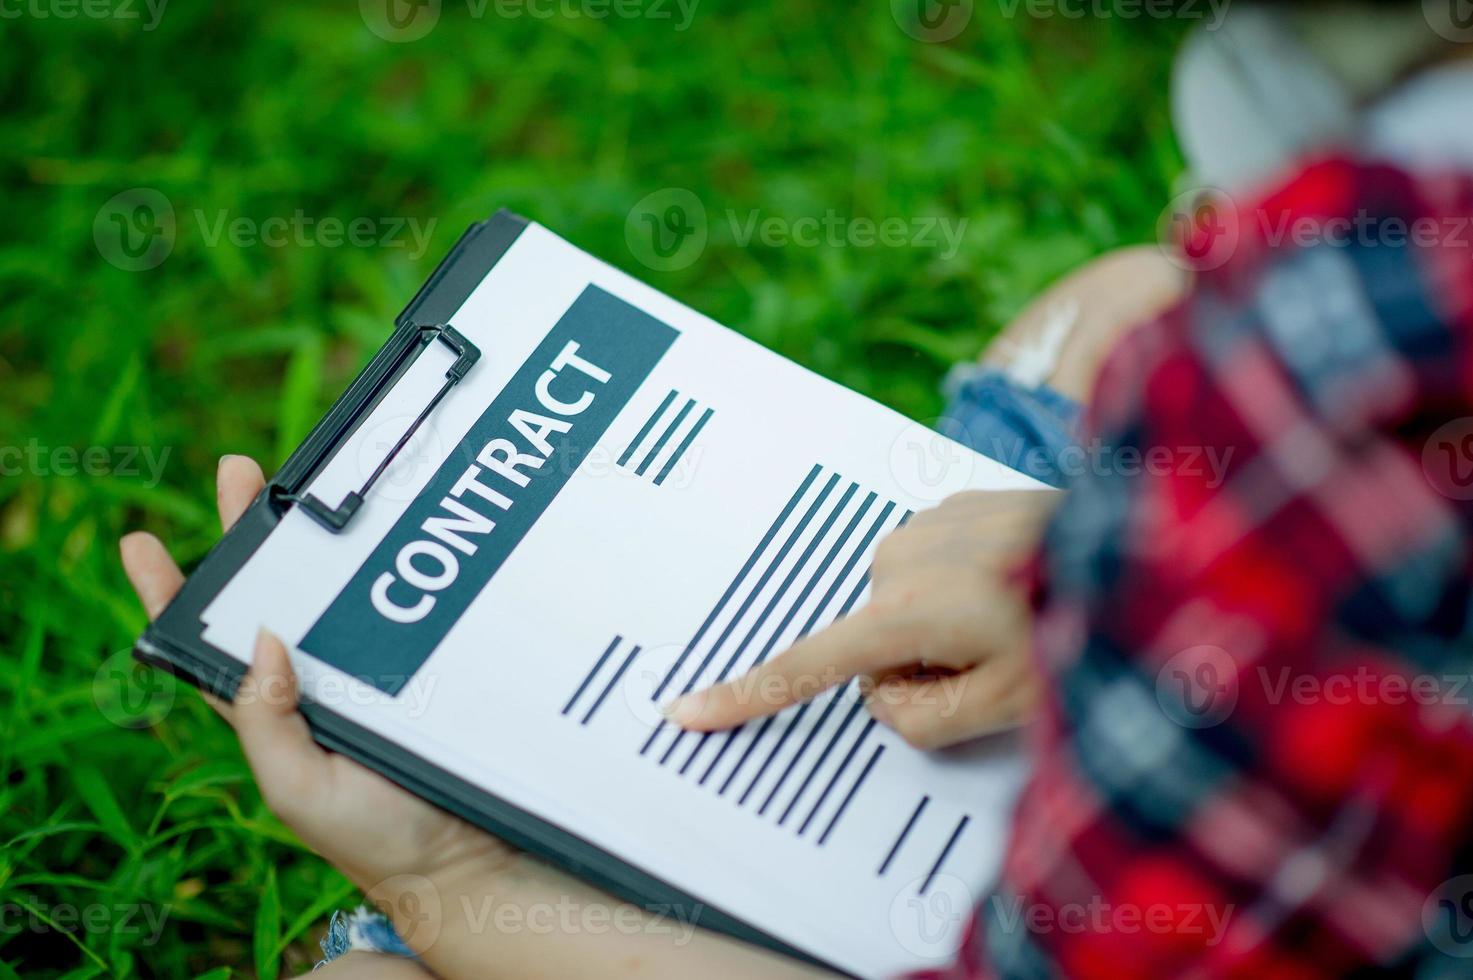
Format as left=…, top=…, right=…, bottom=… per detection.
left=133, top=209, right=835, bottom=974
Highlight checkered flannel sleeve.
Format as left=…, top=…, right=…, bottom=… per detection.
left=909, top=159, right=1473, bottom=979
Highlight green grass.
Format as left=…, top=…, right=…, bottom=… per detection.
left=1, top=3, right=1184, bottom=975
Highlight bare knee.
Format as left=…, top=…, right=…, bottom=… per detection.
left=981, top=245, right=1190, bottom=401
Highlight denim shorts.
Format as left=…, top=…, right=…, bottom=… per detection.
left=940, top=362, right=1081, bottom=489
left=311, top=367, right=1079, bottom=968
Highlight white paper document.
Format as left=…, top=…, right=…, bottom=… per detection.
left=200, top=221, right=1043, bottom=977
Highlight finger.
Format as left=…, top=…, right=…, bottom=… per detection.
left=120, top=532, right=232, bottom=720
left=120, top=532, right=185, bottom=620
left=232, top=630, right=332, bottom=819
left=867, top=657, right=1039, bottom=750
left=665, top=608, right=917, bottom=732
left=217, top=455, right=266, bottom=531
left=199, top=689, right=234, bottom=723
left=874, top=494, right=1055, bottom=573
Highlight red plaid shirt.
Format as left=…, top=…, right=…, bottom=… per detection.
left=913, top=159, right=1473, bottom=979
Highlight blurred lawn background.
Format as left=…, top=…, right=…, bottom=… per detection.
left=1, top=2, right=1184, bottom=975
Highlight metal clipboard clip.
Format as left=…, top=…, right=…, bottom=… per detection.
left=280, top=323, right=480, bottom=533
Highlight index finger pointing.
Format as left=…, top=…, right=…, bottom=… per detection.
left=664, top=608, right=908, bottom=732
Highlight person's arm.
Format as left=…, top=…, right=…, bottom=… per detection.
left=678, top=174, right=1473, bottom=977
left=123, top=246, right=1185, bottom=976
left=666, top=488, right=1058, bottom=745
left=122, top=456, right=833, bottom=980
left=674, top=246, right=1188, bottom=745
left=902, top=286, right=1470, bottom=977
left=372, top=845, right=831, bottom=980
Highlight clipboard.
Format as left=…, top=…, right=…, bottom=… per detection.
left=132, top=209, right=831, bottom=972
